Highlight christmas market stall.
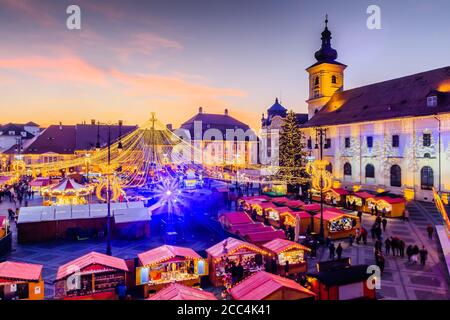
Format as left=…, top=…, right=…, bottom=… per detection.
left=286, top=200, right=306, bottom=211
left=136, top=245, right=207, bottom=297
left=324, top=188, right=350, bottom=207
left=41, top=178, right=93, bottom=206
left=266, top=206, right=292, bottom=228
left=29, top=177, right=51, bottom=192
left=262, top=238, right=311, bottom=274
left=345, top=192, right=373, bottom=212
left=281, top=210, right=312, bottom=234
left=229, top=271, right=316, bottom=300
left=0, top=261, right=44, bottom=300
left=271, top=197, right=290, bottom=206
left=303, top=203, right=321, bottom=214
left=219, top=211, right=253, bottom=232
left=146, top=283, right=217, bottom=300
left=366, top=196, right=406, bottom=217
left=250, top=201, right=276, bottom=222
left=54, top=252, right=129, bottom=300
left=206, top=237, right=270, bottom=287
left=243, top=229, right=286, bottom=245
left=313, top=210, right=359, bottom=240
left=307, top=262, right=376, bottom=300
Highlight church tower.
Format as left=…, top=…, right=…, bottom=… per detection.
left=306, top=15, right=347, bottom=119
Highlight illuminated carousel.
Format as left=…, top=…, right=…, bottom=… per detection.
left=41, top=178, right=94, bottom=206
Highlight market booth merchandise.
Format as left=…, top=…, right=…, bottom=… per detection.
left=230, top=271, right=316, bottom=300
left=0, top=261, right=44, bottom=300
left=238, top=196, right=269, bottom=212
left=54, top=251, right=129, bottom=300
left=262, top=238, right=311, bottom=274
left=266, top=206, right=292, bottom=228
left=281, top=210, right=312, bottom=233
left=251, top=202, right=276, bottom=222
left=146, top=283, right=217, bottom=300
left=136, top=245, right=207, bottom=297
left=366, top=196, right=406, bottom=217
left=206, top=237, right=270, bottom=287
left=307, top=264, right=376, bottom=300
left=345, top=192, right=373, bottom=211
left=324, top=188, right=350, bottom=206
left=313, top=210, right=359, bottom=240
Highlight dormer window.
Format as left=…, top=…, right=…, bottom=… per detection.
left=331, top=75, right=337, bottom=84
left=427, top=95, right=438, bottom=107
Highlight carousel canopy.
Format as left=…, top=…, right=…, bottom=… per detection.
left=230, top=271, right=316, bottom=300
left=138, top=245, right=201, bottom=266
left=48, top=178, right=88, bottom=194
left=262, top=238, right=311, bottom=254
left=206, top=237, right=267, bottom=259
left=0, top=261, right=43, bottom=281
left=56, top=251, right=129, bottom=281
left=147, top=283, right=217, bottom=300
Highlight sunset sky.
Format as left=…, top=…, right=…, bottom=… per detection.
left=0, top=0, right=449, bottom=130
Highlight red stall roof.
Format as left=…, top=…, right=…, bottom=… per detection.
left=230, top=271, right=316, bottom=300
left=303, top=204, right=321, bottom=212
left=220, top=212, right=253, bottom=225
left=316, top=210, right=351, bottom=222
left=206, top=237, right=267, bottom=258
left=331, top=188, right=350, bottom=196
left=262, top=238, right=311, bottom=254
left=29, top=178, right=50, bottom=187
left=271, top=197, right=290, bottom=205
left=245, top=229, right=286, bottom=243
left=253, top=202, right=276, bottom=209
left=138, top=245, right=201, bottom=266
left=282, top=211, right=311, bottom=219
left=0, top=261, right=43, bottom=281
left=376, top=196, right=406, bottom=204
left=354, top=192, right=374, bottom=199
left=147, top=283, right=217, bottom=300
left=56, top=252, right=128, bottom=280
left=270, top=206, right=292, bottom=214
left=286, top=200, right=305, bottom=209
left=238, top=225, right=274, bottom=237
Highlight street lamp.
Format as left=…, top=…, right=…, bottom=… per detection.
left=95, top=120, right=124, bottom=256
left=314, top=127, right=328, bottom=240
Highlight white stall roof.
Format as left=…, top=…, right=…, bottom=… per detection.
left=114, top=208, right=151, bottom=224
left=126, top=201, right=144, bottom=209
left=54, top=205, right=72, bottom=221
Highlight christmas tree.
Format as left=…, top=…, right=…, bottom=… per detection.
left=277, top=110, right=309, bottom=192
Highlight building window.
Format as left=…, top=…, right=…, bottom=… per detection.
left=424, top=153, right=431, bottom=158
left=421, top=166, right=434, bottom=190
left=390, top=165, right=402, bottom=187
left=427, top=96, right=438, bottom=107
left=326, top=162, right=333, bottom=173
left=344, top=137, right=351, bottom=148
left=365, top=164, right=375, bottom=178
left=366, top=136, right=373, bottom=148
left=307, top=138, right=312, bottom=149
left=331, top=75, right=337, bottom=84
left=423, top=133, right=431, bottom=147
left=324, top=138, right=331, bottom=149
left=313, top=90, right=320, bottom=99
left=344, top=163, right=352, bottom=176
left=392, top=135, right=399, bottom=148
left=314, top=77, right=319, bottom=86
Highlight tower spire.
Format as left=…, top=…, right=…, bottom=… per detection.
left=314, top=14, right=337, bottom=63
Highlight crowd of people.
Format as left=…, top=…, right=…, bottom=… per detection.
left=1, top=178, right=33, bottom=223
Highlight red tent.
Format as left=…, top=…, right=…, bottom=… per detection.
left=0, top=261, right=43, bottom=281
left=230, top=271, right=315, bottom=300
left=56, top=251, right=128, bottom=281
left=146, top=283, right=217, bottom=300
left=138, top=245, right=201, bottom=266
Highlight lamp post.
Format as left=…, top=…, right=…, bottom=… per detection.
left=314, top=127, right=329, bottom=241
left=95, top=121, right=124, bottom=256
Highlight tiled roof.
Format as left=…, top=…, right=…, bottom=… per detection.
left=23, top=125, right=76, bottom=154
left=74, top=124, right=136, bottom=151
left=302, top=66, right=450, bottom=128
left=0, top=123, right=36, bottom=139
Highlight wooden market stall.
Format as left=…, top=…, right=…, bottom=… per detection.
left=266, top=206, right=292, bottom=228
left=219, top=211, right=253, bottom=231
left=0, top=216, right=11, bottom=257
left=366, top=196, right=406, bottom=217
left=307, top=264, right=376, bottom=300
left=281, top=210, right=312, bottom=234
left=324, top=188, right=350, bottom=206
left=303, top=203, right=321, bottom=214
left=136, top=245, right=207, bottom=297
left=313, top=210, right=359, bottom=240
left=229, top=271, right=316, bottom=300
left=286, top=200, right=306, bottom=211
left=0, top=261, right=44, bottom=300
left=345, top=192, right=374, bottom=212
left=250, top=202, right=276, bottom=222
left=146, top=283, right=217, bottom=300
left=271, top=197, right=290, bottom=206
left=243, top=229, right=286, bottom=245
left=54, top=251, right=129, bottom=300
left=262, top=238, right=311, bottom=274
left=29, top=177, right=51, bottom=192
left=237, top=196, right=269, bottom=212
left=206, top=237, right=270, bottom=287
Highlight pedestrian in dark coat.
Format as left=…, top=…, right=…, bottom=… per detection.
left=381, top=218, right=387, bottom=232
left=426, top=225, right=434, bottom=240
left=385, top=238, right=391, bottom=255
left=329, top=243, right=335, bottom=260
left=399, top=240, right=405, bottom=257
left=336, top=243, right=343, bottom=260
left=406, top=245, right=413, bottom=262
left=419, top=246, right=428, bottom=266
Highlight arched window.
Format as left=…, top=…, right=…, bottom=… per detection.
left=365, top=164, right=375, bottom=178
left=314, top=77, right=319, bottom=86
left=326, top=162, right=333, bottom=174
left=421, top=166, right=434, bottom=190
left=390, top=165, right=402, bottom=187
left=331, top=75, right=337, bottom=84
left=344, top=163, right=352, bottom=176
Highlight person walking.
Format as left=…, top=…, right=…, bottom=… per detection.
left=412, top=245, right=420, bottom=264
left=399, top=240, right=405, bottom=258
left=385, top=238, right=391, bottom=255
left=403, top=209, right=409, bottom=222
left=426, top=225, right=434, bottom=240
left=336, top=243, right=343, bottom=260
left=329, top=243, right=336, bottom=260
left=406, top=245, right=413, bottom=263
left=284, top=260, right=290, bottom=276
left=357, top=210, right=363, bottom=223
left=349, top=234, right=354, bottom=247
left=381, top=218, right=388, bottom=232
left=378, top=253, right=385, bottom=274
left=419, top=246, right=428, bottom=266
left=355, top=228, right=361, bottom=245
left=391, top=237, right=398, bottom=256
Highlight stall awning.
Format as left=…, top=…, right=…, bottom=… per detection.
left=0, top=261, right=43, bottom=281
left=244, top=229, right=286, bottom=243
left=219, top=212, right=253, bottom=225
left=238, top=225, right=275, bottom=237
left=138, top=245, right=201, bottom=266
left=331, top=188, right=350, bottom=196
left=230, top=271, right=316, bottom=300
left=262, top=238, right=311, bottom=254
left=56, top=252, right=128, bottom=280
left=206, top=237, right=267, bottom=258
left=147, top=283, right=217, bottom=300
left=354, top=192, right=374, bottom=200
